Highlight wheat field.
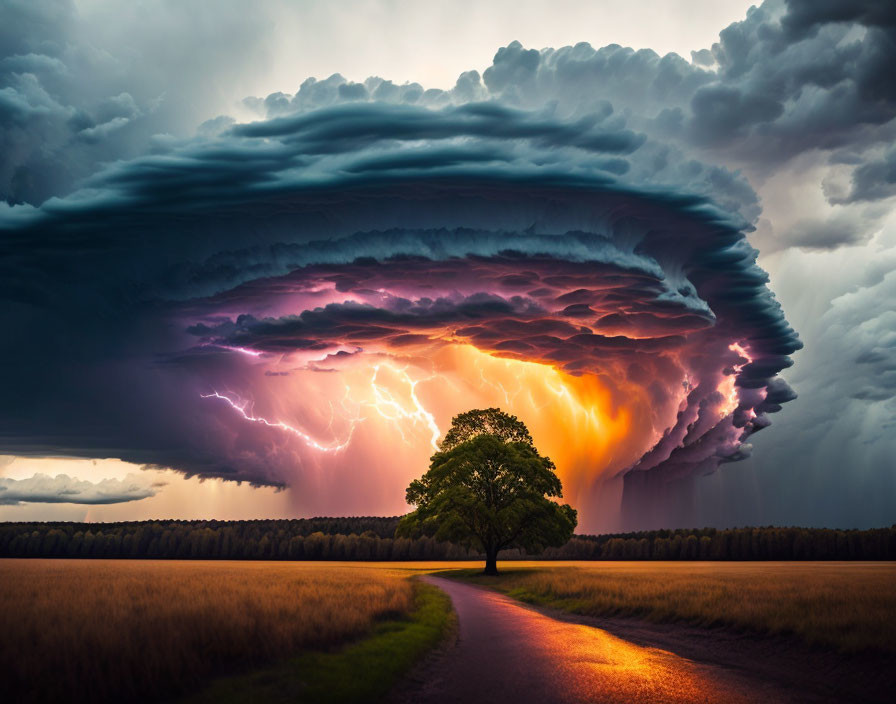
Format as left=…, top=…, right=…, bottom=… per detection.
left=0, top=560, right=415, bottom=703
left=5, top=559, right=894, bottom=703
left=454, top=561, right=896, bottom=653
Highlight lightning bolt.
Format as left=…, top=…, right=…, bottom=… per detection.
left=200, top=391, right=356, bottom=452
left=729, top=342, right=752, bottom=368
left=469, top=351, right=558, bottom=413
left=225, top=346, right=263, bottom=357
left=200, top=362, right=443, bottom=454
left=367, top=363, right=442, bottom=450
left=718, top=342, right=754, bottom=418
left=544, top=376, right=602, bottom=425
left=202, top=343, right=264, bottom=357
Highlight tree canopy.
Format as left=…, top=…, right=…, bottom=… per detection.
left=397, top=408, right=577, bottom=574
left=439, top=407, right=534, bottom=450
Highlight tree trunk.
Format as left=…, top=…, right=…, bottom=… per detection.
left=483, top=546, right=499, bottom=575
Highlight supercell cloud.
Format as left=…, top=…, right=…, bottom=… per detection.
left=12, top=0, right=896, bottom=530
left=0, top=90, right=800, bottom=530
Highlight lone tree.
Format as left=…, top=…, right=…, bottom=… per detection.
left=397, top=408, right=577, bottom=575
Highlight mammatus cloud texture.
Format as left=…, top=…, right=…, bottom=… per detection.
left=1, top=0, right=893, bottom=528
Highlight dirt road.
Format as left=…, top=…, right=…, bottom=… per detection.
left=404, top=576, right=802, bottom=704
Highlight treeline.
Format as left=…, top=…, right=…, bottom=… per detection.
left=540, top=526, right=896, bottom=561
left=1, top=520, right=895, bottom=560
left=0, top=518, right=475, bottom=561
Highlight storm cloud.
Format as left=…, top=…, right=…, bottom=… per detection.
left=1, top=0, right=893, bottom=530
left=0, top=87, right=801, bottom=529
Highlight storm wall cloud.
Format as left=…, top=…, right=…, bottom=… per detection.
left=1, top=0, right=893, bottom=529
left=0, top=95, right=800, bottom=529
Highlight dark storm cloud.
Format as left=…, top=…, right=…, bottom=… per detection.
left=236, top=1, right=896, bottom=257
left=0, top=104, right=801, bottom=490
left=181, top=257, right=721, bottom=375
left=687, top=257, right=896, bottom=532
left=456, top=1, right=895, bottom=165
left=163, top=193, right=801, bottom=491
left=0, top=0, right=277, bottom=206
left=681, top=0, right=896, bottom=159
left=831, top=146, right=896, bottom=204
left=0, top=82, right=767, bottom=328
left=24, top=0, right=896, bottom=520
left=186, top=294, right=538, bottom=353
left=233, top=101, right=645, bottom=155
left=4, top=0, right=894, bottom=253
left=0, top=100, right=660, bottom=243
left=0, top=54, right=803, bottom=496
left=0, top=0, right=147, bottom=204
left=781, top=0, right=896, bottom=34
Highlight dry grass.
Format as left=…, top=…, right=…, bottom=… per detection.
left=6, top=559, right=892, bottom=703
left=0, top=560, right=415, bottom=703
left=451, top=561, right=896, bottom=654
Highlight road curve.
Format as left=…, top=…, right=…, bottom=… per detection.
left=411, top=576, right=796, bottom=704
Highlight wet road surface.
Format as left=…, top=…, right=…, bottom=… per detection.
left=413, top=576, right=796, bottom=704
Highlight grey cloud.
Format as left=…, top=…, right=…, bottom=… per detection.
left=781, top=0, right=896, bottom=35
left=464, top=6, right=894, bottom=165
left=231, top=101, right=645, bottom=155
left=77, top=94, right=142, bottom=144
left=690, top=48, right=716, bottom=67
left=688, top=261, right=896, bottom=531
left=827, top=271, right=896, bottom=402
left=705, top=1, right=896, bottom=145
left=452, top=70, right=487, bottom=102
left=2, top=0, right=892, bottom=252
left=197, top=115, right=236, bottom=137
left=0, top=0, right=278, bottom=205
left=0, top=53, right=67, bottom=75
left=423, top=3, right=895, bottom=251
left=244, top=73, right=444, bottom=118
left=835, top=146, right=896, bottom=203
left=787, top=210, right=882, bottom=249
left=0, top=94, right=759, bottom=257
left=688, top=84, right=784, bottom=145
left=0, top=473, right=162, bottom=505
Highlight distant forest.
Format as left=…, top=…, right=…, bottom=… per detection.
left=1, top=518, right=894, bottom=560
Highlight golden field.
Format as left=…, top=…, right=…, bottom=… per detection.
left=452, top=561, right=896, bottom=654
left=3, top=559, right=895, bottom=703
left=0, top=560, right=416, bottom=703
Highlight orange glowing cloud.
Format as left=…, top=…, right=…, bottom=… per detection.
left=173, top=232, right=798, bottom=532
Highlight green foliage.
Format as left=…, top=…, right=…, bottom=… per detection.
left=440, top=407, right=533, bottom=450
left=179, top=580, right=454, bottom=704
left=398, top=408, right=577, bottom=571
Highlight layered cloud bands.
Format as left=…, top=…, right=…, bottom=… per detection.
left=0, top=74, right=801, bottom=529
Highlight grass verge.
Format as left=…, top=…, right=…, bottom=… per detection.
left=178, top=579, right=454, bottom=704
left=437, top=562, right=896, bottom=654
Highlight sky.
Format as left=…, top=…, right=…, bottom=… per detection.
left=0, top=0, right=893, bottom=532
